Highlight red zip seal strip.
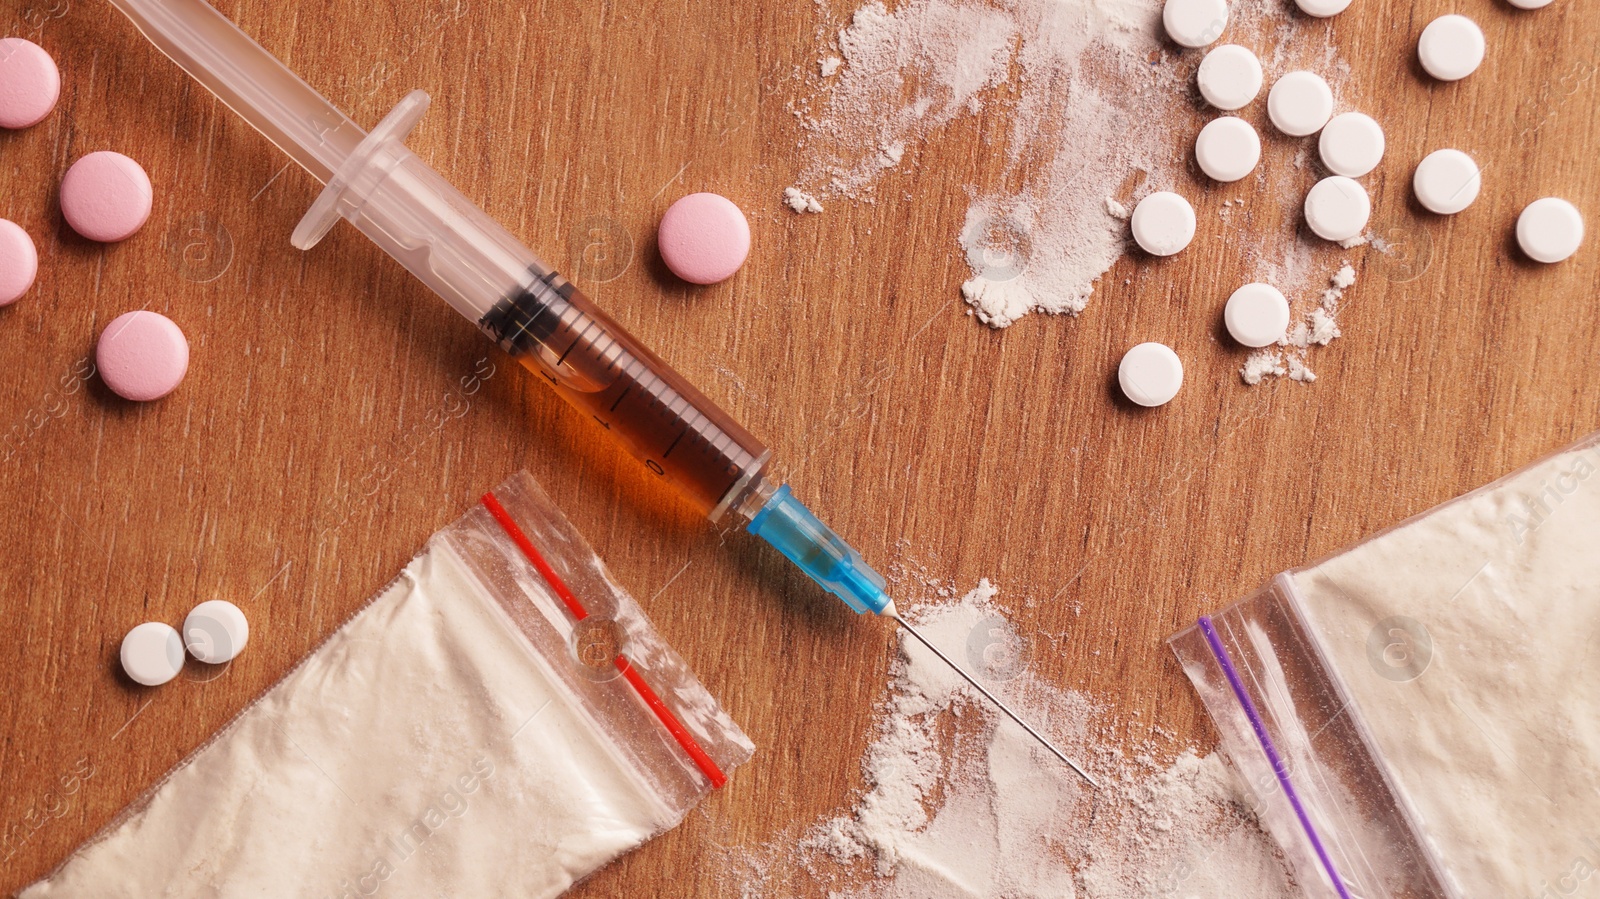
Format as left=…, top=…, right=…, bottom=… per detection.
left=480, top=492, right=728, bottom=789
left=614, top=654, right=728, bottom=789
left=482, top=492, right=589, bottom=621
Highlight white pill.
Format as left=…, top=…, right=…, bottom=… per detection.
left=1418, top=15, right=1485, bottom=81
left=1413, top=149, right=1480, bottom=214
left=1163, top=0, right=1229, bottom=48
left=1304, top=176, right=1371, bottom=242
left=1224, top=283, right=1291, bottom=347
left=1507, top=0, right=1553, bottom=7
left=1319, top=112, right=1385, bottom=177
left=185, top=599, right=250, bottom=664
left=121, top=622, right=185, bottom=686
left=1195, top=116, right=1261, bottom=182
left=1119, top=343, right=1184, bottom=407
left=1296, top=0, right=1353, bottom=16
left=1267, top=71, right=1334, bottom=137
left=1131, top=192, right=1197, bottom=256
left=1516, top=198, right=1584, bottom=263
left=1197, top=44, right=1262, bottom=110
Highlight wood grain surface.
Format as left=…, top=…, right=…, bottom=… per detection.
left=1, top=0, right=1596, bottom=894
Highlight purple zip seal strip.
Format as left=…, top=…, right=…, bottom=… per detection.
left=1199, top=615, right=1353, bottom=899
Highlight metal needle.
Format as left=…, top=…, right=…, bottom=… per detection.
left=887, top=611, right=1099, bottom=789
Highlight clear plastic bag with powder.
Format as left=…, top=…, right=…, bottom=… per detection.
left=1171, top=431, right=1600, bottom=899
left=22, top=470, right=753, bottom=898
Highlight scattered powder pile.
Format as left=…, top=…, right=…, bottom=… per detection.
left=788, top=0, right=1359, bottom=340
left=1241, top=261, right=1355, bottom=385
left=790, top=0, right=1170, bottom=327
left=785, top=186, right=825, bottom=214
left=793, top=0, right=1024, bottom=198
left=725, top=581, right=1296, bottom=898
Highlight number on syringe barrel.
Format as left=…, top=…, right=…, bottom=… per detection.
left=479, top=269, right=767, bottom=516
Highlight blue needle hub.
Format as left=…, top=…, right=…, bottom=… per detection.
left=747, top=484, right=891, bottom=615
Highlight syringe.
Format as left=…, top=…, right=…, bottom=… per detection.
left=108, top=0, right=1095, bottom=788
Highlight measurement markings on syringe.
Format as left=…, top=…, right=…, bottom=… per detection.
left=479, top=270, right=761, bottom=505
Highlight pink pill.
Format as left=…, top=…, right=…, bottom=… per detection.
left=0, top=38, right=60, bottom=129
left=60, top=151, right=153, bottom=243
left=0, top=219, right=37, bottom=306
left=96, top=311, right=189, bottom=402
left=657, top=193, right=751, bottom=285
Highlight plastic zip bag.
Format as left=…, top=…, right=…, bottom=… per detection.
left=1171, top=432, right=1600, bottom=898
left=23, top=470, right=753, bottom=898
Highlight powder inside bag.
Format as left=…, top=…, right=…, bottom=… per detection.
left=1292, top=440, right=1600, bottom=897
left=23, top=542, right=670, bottom=899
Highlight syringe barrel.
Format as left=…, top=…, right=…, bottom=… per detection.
left=340, top=140, right=771, bottom=520
left=102, top=0, right=772, bottom=524
left=336, top=146, right=546, bottom=325
left=107, top=0, right=364, bottom=183
left=480, top=275, right=773, bottom=519
left=355, top=154, right=885, bottom=601
left=113, top=0, right=893, bottom=617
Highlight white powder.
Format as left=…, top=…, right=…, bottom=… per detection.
left=24, top=543, right=669, bottom=898
left=1242, top=351, right=1288, bottom=386
left=1294, top=439, right=1600, bottom=897
left=1241, top=261, right=1354, bottom=385
left=788, top=0, right=1172, bottom=326
left=728, top=581, right=1296, bottom=898
left=797, top=0, right=1019, bottom=200
left=1309, top=308, right=1341, bottom=345
left=791, top=0, right=1360, bottom=340
left=785, top=186, right=825, bottom=214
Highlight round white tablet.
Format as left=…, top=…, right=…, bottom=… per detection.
left=1413, top=149, right=1480, bottom=214
left=1197, top=44, right=1262, bottom=110
left=1318, top=112, right=1385, bottom=177
left=121, top=622, right=185, bottom=686
left=1506, top=0, right=1553, bottom=8
left=185, top=599, right=250, bottom=664
left=1295, top=0, right=1353, bottom=16
left=1195, top=116, right=1261, bottom=182
left=1418, top=15, right=1485, bottom=81
left=1304, top=176, right=1371, bottom=242
left=1267, top=71, right=1334, bottom=137
left=1224, top=283, right=1291, bottom=347
left=1131, top=191, right=1197, bottom=256
left=1119, top=343, right=1184, bottom=407
left=1163, top=0, right=1229, bottom=49
left=1516, top=198, right=1584, bottom=263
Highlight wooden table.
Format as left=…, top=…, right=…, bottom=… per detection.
left=1, top=0, right=1595, bottom=894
